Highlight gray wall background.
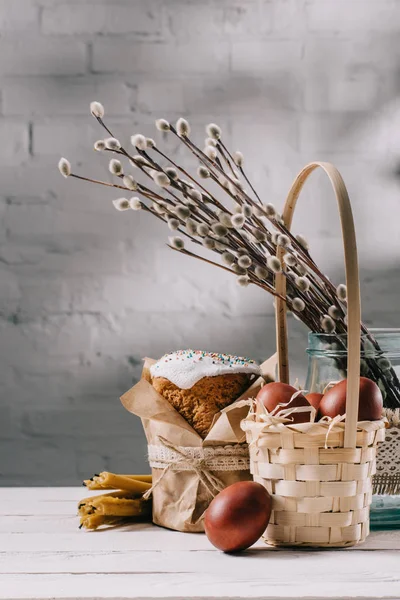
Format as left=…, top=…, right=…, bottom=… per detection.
left=1, top=0, right=399, bottom=485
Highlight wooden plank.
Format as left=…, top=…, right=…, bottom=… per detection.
left=1, top=525, right=399, bottom=552
left=0, top=516, right=77, bottom=534
left=0, top=488, right=399, bottom=600
left=7, top=509, right=400, bottom=548
left=0, top=488, right=89, bottom=502
left=0, top=528, right=206, bottom=553
left=1, top=547, right=400, bottom=576
left=0, top=501, right=84, bottom=516
left=0, top=488, right=106, bottom=516
left=0, top=566, right=399, bottom=600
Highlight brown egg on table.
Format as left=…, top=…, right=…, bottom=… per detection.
left=256, top=382, right=312, bottom=424
left=306, top=392, right=324, bottom=412
left=318, top=376, right=383, bottom=421
left=204, top=481, right=272, bottom=553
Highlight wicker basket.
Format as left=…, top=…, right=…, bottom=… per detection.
left=242, top=162, right=386, bottom=548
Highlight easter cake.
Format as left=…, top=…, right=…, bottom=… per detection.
left=150, top=350, right=261, bottom=438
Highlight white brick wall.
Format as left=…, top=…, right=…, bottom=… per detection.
left=92, top=40, right=231, bottom=74
left=2, top=78, right=132, bottom=116
left=42, top=2, right=162, bottom=35
left=0, top=38, right=87, bottom=75
left=305, top=1, right=400, bottom=32
left=0, top=121, right=29, bottom=164
left=1, top=0, right=400, bottom=485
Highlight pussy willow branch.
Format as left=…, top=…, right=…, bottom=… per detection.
left=77, top=118, right=344, bottom=334
left=169, top=135, right=400, bottom=405
left=178, top=130, right=343, bottom=321
left=60, top=109, right=400, bottom=408
left=170, top=246, right=288, bottom=300
left=87, top=119, right=350, bottom=335
left=172, top=127, right=340, bottom=307
left=204, top=136, right=400, bottom=402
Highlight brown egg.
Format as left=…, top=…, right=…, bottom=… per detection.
left=204, top=481, right=271, bottom=553
left=256, top=382, right=311, bottom=424
left=318, top=377, right=383, bottom=421
left=306, top=392, right=324, bottom=411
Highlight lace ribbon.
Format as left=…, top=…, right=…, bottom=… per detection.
left=374, top=409, right=400, bottom=494
left=144, top=436, right=249, bottom=500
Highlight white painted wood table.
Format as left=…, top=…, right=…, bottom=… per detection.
left=1, top=488, right=400, bottom=600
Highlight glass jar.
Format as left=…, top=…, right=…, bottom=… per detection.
left=305, top=328, right=400, bottom=529
left=305, top=328, right=400, bottom=407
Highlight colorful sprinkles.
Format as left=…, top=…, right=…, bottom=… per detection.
left=150, top=349, right=261, bottom=389
left=153, top=349, right=258, bottom=370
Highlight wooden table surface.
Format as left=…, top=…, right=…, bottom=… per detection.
left=1, top=487, right=400, bottom=600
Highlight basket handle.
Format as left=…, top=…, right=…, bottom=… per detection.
left=274, top=162, right=361, bottom=448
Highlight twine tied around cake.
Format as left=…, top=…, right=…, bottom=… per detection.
left=144, top=436, right=250, bottom=500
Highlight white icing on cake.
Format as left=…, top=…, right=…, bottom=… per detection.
left=150, top=349, right=261, bottom=389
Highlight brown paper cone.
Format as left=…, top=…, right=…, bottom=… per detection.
left=120, top=354, right=277, bottom=532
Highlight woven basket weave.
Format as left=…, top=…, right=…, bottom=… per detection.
left=242, top=162, right=386, bottom=548
left=242, top=417, right=385, bottom=546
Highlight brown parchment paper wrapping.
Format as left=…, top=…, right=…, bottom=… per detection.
left=120, top=354, right=276, bottom=532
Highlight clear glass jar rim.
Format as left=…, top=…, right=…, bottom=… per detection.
left=309, top=328, right=400, bottom=338
left=307, top=328, right=400, bottom=356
